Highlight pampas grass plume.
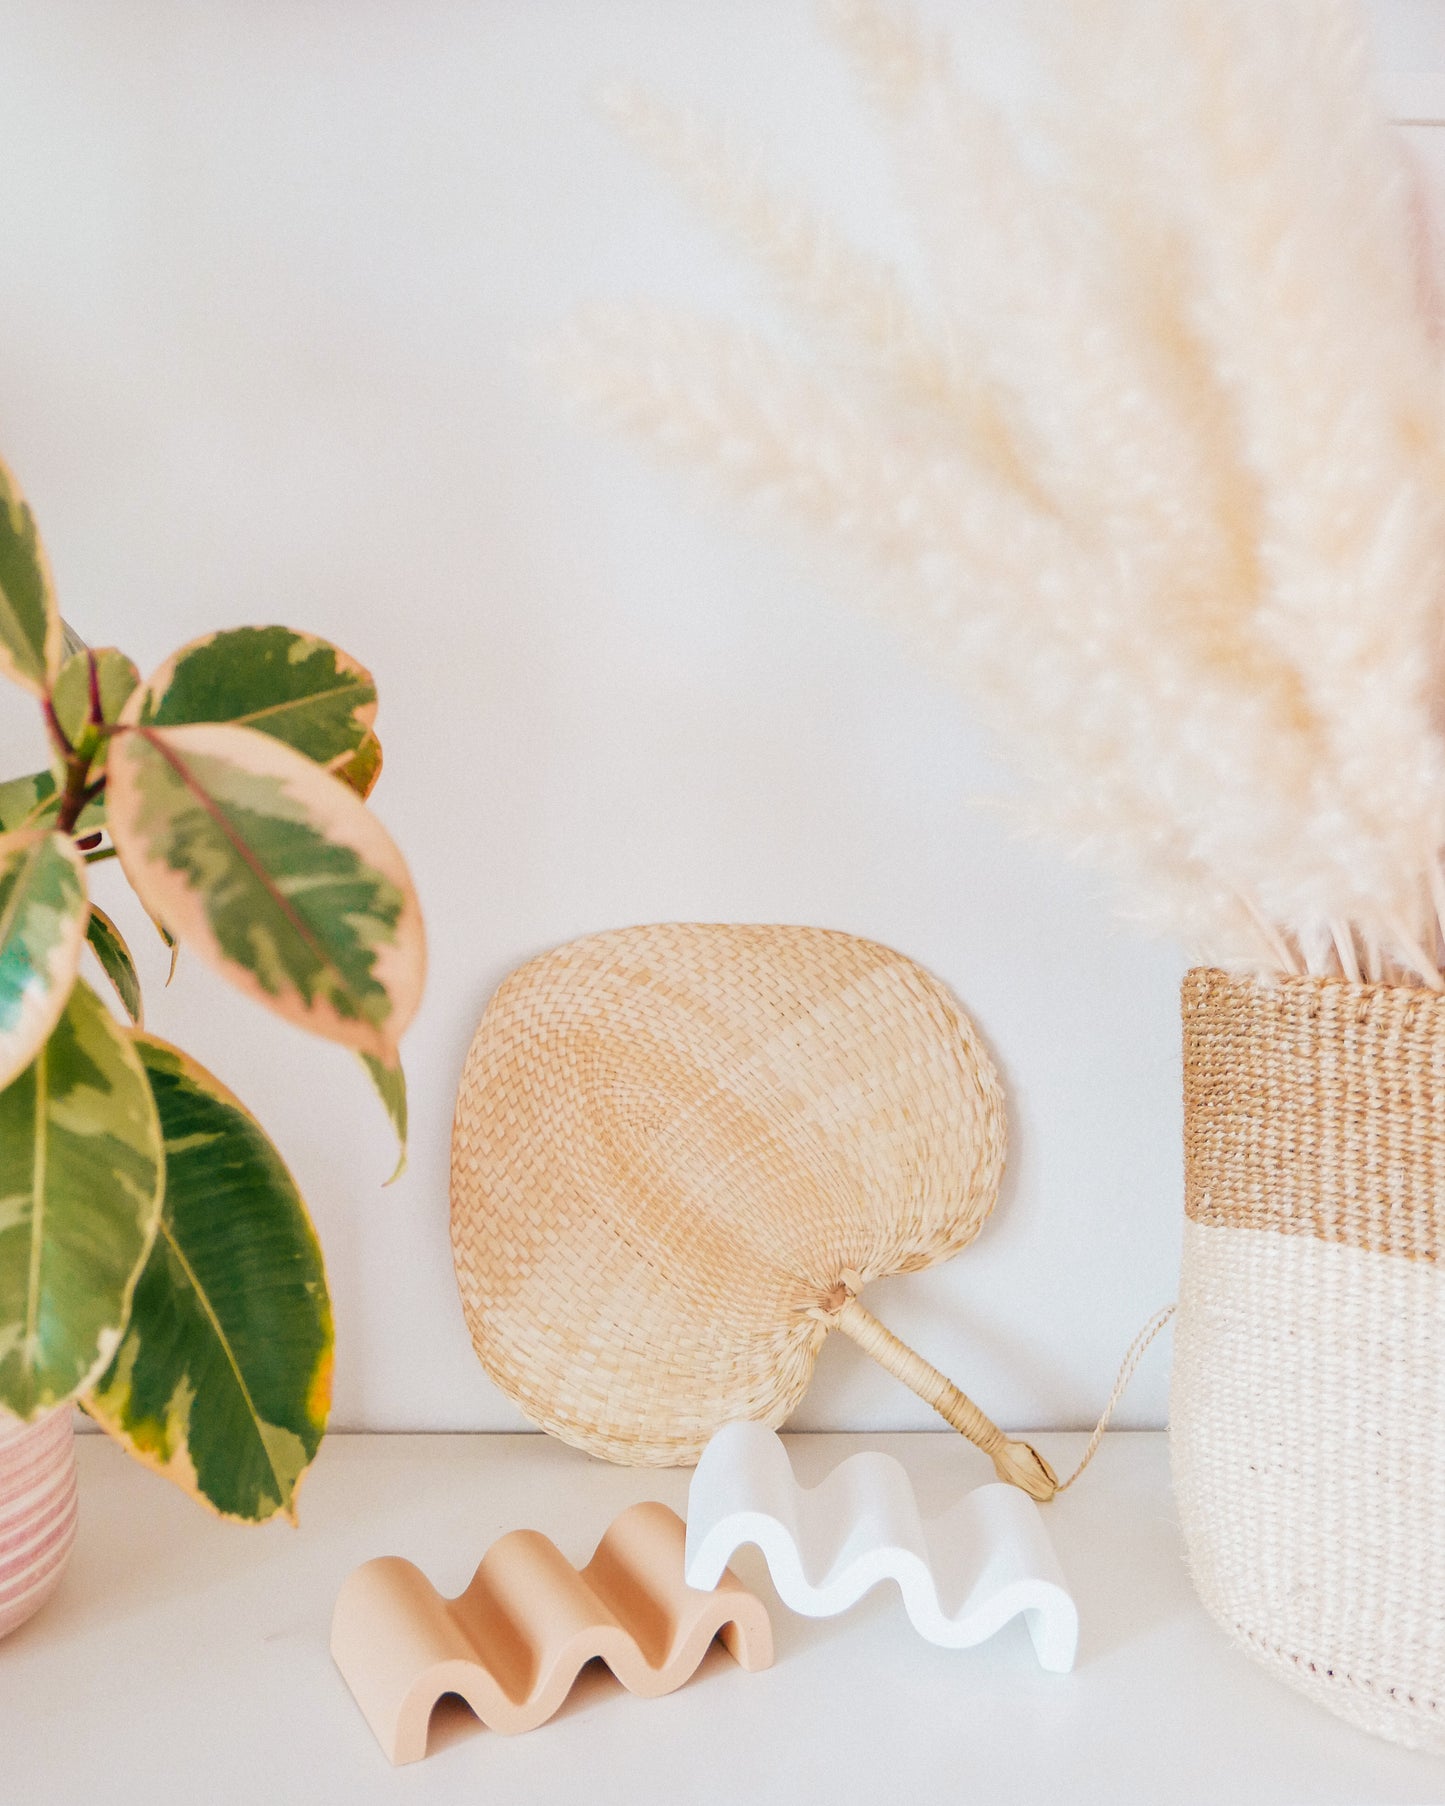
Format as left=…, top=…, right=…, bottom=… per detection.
left=554, top=0, right=1445, bottom=987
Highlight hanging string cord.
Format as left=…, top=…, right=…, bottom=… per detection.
left=1054, top=1302, right=1176, bottom=1492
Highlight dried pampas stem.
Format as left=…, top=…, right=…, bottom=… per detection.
left=1330, top=921, right=1363, bottom=986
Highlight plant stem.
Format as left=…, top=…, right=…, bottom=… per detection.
left=45, top=696, right=100, bottom=837
left=53, top=750, right=96, bottom=835
left=43, top=697, right=72, bottom=761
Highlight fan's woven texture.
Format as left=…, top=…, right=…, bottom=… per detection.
left=450, top=923, right=1005, bottom=1465
left=1173, top=968, right=1445, bottom=1751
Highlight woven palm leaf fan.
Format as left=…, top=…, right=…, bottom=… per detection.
left=450, top=923, right=1057, bottom=1499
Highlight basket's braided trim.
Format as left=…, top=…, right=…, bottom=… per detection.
left=1175, top=967, right=1445, bottom=1754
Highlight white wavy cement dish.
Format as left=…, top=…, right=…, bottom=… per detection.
left=685, top=1423, right=1078, bottom=1671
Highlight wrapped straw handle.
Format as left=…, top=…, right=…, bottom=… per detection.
left=810, top=1272, right=1059, bottom=1502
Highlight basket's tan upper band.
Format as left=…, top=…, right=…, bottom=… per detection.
left=1182, top=968, right=1443, bottom=1265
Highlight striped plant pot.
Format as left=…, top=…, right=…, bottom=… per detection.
left=0, top=1408, right=79, bottom=1640
left=1172, top=968, right=1445, bottom=1752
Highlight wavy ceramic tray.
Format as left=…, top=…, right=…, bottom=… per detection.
left=685, top=1423, right=1078, bottom=1670
left=331, top=1500, right=773, bottom=1765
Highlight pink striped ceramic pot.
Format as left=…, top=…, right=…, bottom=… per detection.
left=0, top=1408, right=78, bottom=1639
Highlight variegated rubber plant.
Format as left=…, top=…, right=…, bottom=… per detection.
left=0, top=459, right=425, bottom=1523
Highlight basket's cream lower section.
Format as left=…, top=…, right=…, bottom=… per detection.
left=1172, top=1218, right=1445, bottom=1751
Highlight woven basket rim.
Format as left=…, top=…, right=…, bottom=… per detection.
left=1187, top=964, right=1445, bottom=1003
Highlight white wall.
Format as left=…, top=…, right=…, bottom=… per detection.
left=0, top=2, right=1432, bottom=1437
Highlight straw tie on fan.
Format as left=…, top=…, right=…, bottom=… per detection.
left=808, top=1274, right=1175, bottom=1501
left=806, top=1269, right=1057, bottom=1499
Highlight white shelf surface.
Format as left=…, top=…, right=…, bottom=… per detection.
left=4, top=1431, right=1443, bottom=1805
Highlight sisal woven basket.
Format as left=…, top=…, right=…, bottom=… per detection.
left=1173, top=968, right=1445, bottom=1752
left=450, top=923, right=1055, bottom=1497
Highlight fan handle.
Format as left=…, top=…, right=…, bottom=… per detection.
left=827, top=1285, right=1059, bottom=1502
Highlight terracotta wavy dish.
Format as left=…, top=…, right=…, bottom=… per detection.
left=331, top=1501, right=772, bottom=1765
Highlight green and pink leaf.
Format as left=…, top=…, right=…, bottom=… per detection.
left=359, top=1052, right=408, bottom=1183
left=106, top=722, right=425, bottom=1060
left=336, top=728, right=383, bottom=800
left=0, top=980, right=164, bottom=1418
left=86, top=1037, right=333, bottom=1523
left=0, top=769, right=105, bottom=837
left=129, top=626, right=377, bottom=770
left=0, top=828, right=89, bottom=1091
left=0, top=459, right=62, bottom=697
left=0, top=770, right=58, bottom=834
left=51, top=646, right=140, bottom=747
left=86, top=905, right=143, bottom=1025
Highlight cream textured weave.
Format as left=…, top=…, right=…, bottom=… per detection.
left=1173, top=968, right=1445, bottom=1753
left=450, top=923, right=1052, bottom=1491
